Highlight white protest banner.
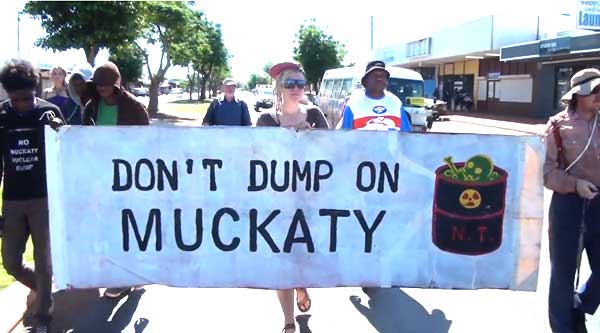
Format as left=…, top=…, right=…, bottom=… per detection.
left=45, top=126, right=545, bottom=291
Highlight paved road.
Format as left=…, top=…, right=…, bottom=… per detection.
left=8, top=110, right=599, bottom=333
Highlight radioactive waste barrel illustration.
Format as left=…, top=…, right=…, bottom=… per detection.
left=432, top=155, right=508, bottom=255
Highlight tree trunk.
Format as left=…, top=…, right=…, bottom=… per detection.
left=148, top=78, right=160, bottom=117
left=197, top=72, right=202, bottom=102
left=85, top=45, right=99, bottom=67
left=187, top=74, right=194, bottom=101
left=200, top=76, right=209, bottom=101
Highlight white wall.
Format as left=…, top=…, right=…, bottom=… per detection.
left=477, top=78, right=488, bottom=101
left=492, top=15, right=540, bottom=49
left=374, top=43, right=408, bottom=66
left=497, top=76, right=533, bottom=103
left=431, top=16, right=494, bottom=58
left=374, top=15, right=541, bottom=66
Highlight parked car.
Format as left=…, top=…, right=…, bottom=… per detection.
left=254, top=90, right=274, bottom=112
left=132, top=87, right=149, bottom=97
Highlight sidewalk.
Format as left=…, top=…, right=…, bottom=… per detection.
left=0, top=282, right=28, bottom=333
left=443, top=111, right=547, bottom=135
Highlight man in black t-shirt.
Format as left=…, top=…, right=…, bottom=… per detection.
left=0, top=59, right=64, bottom=333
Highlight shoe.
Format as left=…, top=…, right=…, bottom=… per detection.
left=34, top=323, right=49, bottom=333
left=572, top=307, right=587, bottom=333
left=33, top=315, right=51, bottom=333
left=23, top=292, right=54, bottom=327
left=103, top=287, right=132, bottom=299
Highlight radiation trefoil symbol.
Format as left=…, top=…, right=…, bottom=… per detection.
left=459, top=189, right=481, bottom=209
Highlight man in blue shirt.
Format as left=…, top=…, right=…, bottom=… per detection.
left=202, top=78, right=252, bottom=126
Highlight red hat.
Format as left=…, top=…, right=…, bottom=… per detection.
left=269, top=61, right=302, bottom=79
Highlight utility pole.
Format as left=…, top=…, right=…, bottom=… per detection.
left=17, top=12, right=21, bottom=58
left=370, top=16, right=374, bottom=50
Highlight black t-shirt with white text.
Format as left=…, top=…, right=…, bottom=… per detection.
left=0, top=98, right=64, bottom=200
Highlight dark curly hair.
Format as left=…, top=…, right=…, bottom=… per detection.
left=0, top=59, right=38, bottom=92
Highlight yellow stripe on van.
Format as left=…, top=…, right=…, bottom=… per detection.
left=405, top=97, right=427, bottom=107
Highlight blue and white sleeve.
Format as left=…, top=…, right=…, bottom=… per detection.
left=400, top=106, right=412, bottom=132
left=341, top=105, right=354, bottom=129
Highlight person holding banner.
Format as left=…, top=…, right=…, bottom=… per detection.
left=82, top=61, right=149, bottom=126
left=83, top=62, right=149, bottom=299
left=339, top=60, right=412, bottom=132
left=0, top=59, right=65, bottom=333
left=256, top=61, right=329, bottom=333
left=544, top=68, right=600, bottom=333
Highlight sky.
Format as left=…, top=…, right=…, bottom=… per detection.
left=0, top=0, right=575, bottom=84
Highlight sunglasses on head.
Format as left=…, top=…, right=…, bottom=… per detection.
left=283, top=79, right=306, bottom=89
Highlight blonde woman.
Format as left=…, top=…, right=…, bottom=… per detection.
left=42, top=66, right=69, bottom=112
left=256, top=62, right=329, bottom=333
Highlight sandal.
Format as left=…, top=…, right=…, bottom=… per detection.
left=282, top=323, right=296, bottom=333
left=296, top=289, right=311, bottom=313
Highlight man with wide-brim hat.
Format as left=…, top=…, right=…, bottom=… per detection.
left=561, top=68, right=600, bottom=102
left=544, top=67, right=600, bottom=333
left=339, top=60, right=411, bottom=131
left=202, top=77, right=251, bottom=126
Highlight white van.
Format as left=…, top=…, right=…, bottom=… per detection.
left=317, top=66, right=433, bottom=131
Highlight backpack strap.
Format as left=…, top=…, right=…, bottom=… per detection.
left=549, top=116, right=568, bottom=170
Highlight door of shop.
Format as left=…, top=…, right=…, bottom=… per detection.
left=486, top=80, right=499, bottom=112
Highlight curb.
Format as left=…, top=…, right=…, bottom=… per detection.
left=0, top=282, right=27, bottom=333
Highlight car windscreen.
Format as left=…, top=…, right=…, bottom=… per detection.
left=387, top=79, right=424, bottom=104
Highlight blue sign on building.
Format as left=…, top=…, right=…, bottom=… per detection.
left=577, top=1, right=600, bottom=30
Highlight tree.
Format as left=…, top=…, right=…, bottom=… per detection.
left=135, top=1, right=196, bottom=115
left=247, top=74, right=269, bottom=90
left=23, top=1, right=144, bottom=66
left=293, top=20, right=346, bottom=93
left=196, top=23, right=228, bottom=101
left=208, top=65, right=231, bottom=98
left=263, top=62, right=273, bottom=84
left=109, top=44, right=144, bottom=89
left=171, top=11, right=209, bottom=102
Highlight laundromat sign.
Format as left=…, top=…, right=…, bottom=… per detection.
left=577, top=1, right=600, bottom=30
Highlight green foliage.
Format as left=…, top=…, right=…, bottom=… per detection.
left=247, top=74, right=270, bottom=90
left=293, top=20, right=345, bottom=92
left=170, top=12, right=229, bottom=101
left=208, top=65, right=232, bottom=97
left=109, top=44, right=144, bottom=86
left=23, top=1, right=144, bottom=66
left=135, top=1, right=198, bottom=114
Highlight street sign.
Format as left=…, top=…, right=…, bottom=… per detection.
left=488, top=72, right=501, bottom=81
left=539, top=37, right=571, bottom=56
left=576, top=0, right=600, bottom=30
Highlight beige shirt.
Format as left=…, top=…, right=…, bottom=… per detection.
left=544, top=108, right=600, bottom=193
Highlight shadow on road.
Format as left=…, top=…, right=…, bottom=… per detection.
left=296, top=314, right=312, bottom=333
left=350, top=288, right=452, bottom=333
left=49, top=288, right=147, bottom=333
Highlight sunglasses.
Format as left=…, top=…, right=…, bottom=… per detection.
left=283, top=79, right=306, bottom=89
